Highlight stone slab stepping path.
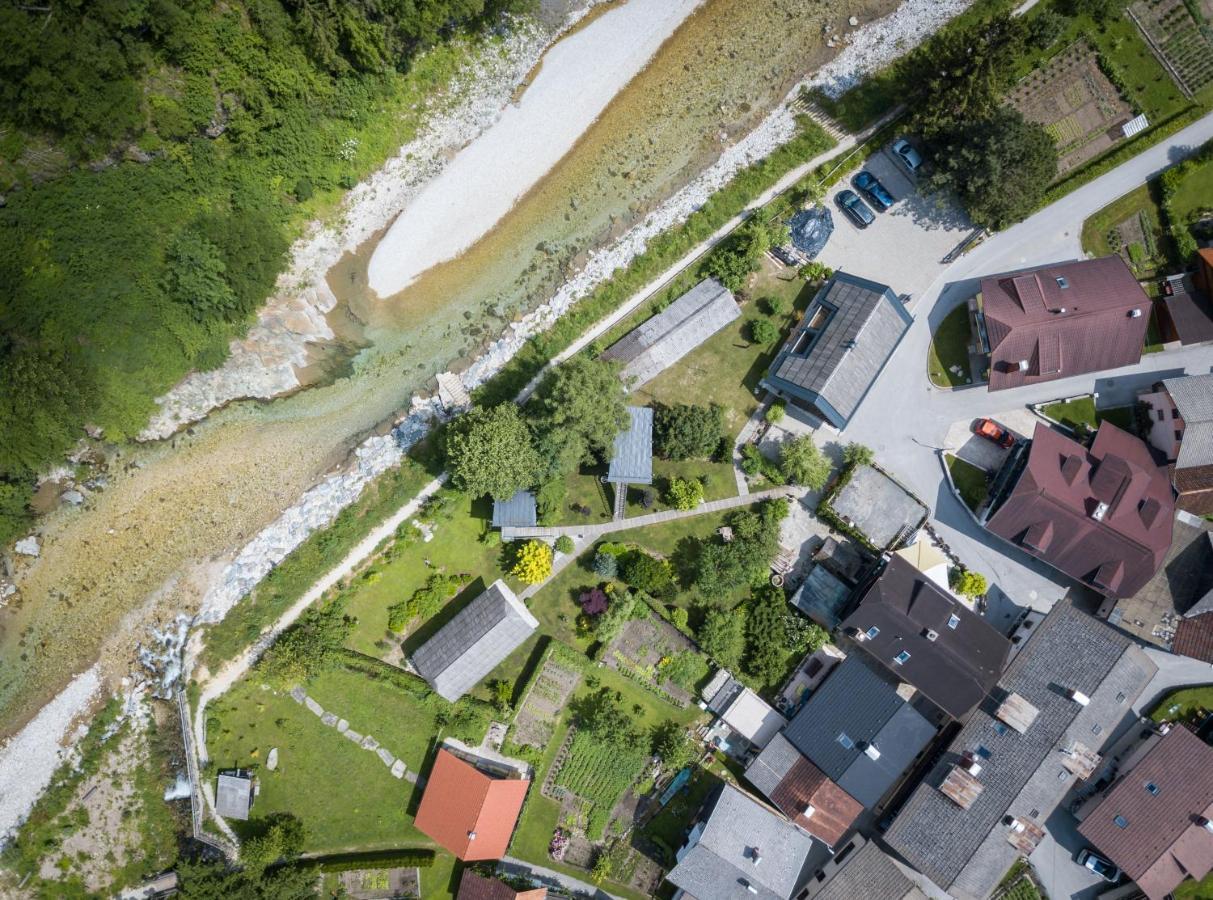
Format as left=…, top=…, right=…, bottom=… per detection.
left=290, top=688, right=412, bottom=781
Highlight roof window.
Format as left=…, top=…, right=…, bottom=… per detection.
left=866, top=626, right=880, bottom=640
left=1114, top=815, right=1128, bottom=828
left=1146, top=782, right=1160, bottom=796
left=947, top=613, right=961, bottom=630
left=837, top=732, right=854, bottom=750
left=1056, top=276, right=1070, bottom=289
left=894, top=650, right=911, bottom=665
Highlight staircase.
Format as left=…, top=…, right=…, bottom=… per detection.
left=789, top=93, right=848, bottom=142
left=612, top=482, right=628, bottom=520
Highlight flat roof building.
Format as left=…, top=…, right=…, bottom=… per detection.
left=704, top=671, right=787, bottom=753
left=215, top=770, right=253, bottom=821
left=762, top=272, right=911, bottom=429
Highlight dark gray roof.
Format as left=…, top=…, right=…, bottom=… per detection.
left=763, top=272, right=911, bottom=428
left=1166, top=375, right=1213, bottom=469
left=666, top=784, right=815, bottom=900
left=706, top=673, right=745, bottom=716
left=746, top=733, right=802, bottom=798
left=883, top=601, right=1157, bottom=900
left=807, top=838, right=919, bottom=900
left=605, top=406, right=653, bottom=484
left=601, top=278, right=740, bottom=388
left=791, top=564, right=854, bottom=629
left=412, top=580, right=539, bottom=701
left=491, top=490, right=537, bottom=528
left=216, top=771, right=252, bottom=820
left=784, top=655, right=936, bottom=808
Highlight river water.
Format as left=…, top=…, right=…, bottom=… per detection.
left=0, top=0, right=908, bottom=750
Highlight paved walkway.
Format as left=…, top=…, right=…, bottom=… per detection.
left=502, top=486, right=801, bottom=541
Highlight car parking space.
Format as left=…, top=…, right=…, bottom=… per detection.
left=817, top=148, right=973, bottom=305
left=943, top=409, right=1038, bottom=472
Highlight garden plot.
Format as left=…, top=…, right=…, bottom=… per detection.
left=603, top=613, right=703, bottom=708
left=338, top=866, right=420, bottom=900
left=552, top=728, right=649, bottom=839
left=512, top=657, right=582, bottom=749
left=1008, top=41, right=1134, bottom=174
left=1129, top=0, right=1213, bottom=96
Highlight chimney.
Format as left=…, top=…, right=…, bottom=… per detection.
left=1018, top=359, right=1030, bottom=373
left=1199, top=817, right=1213, bottom=835
left=923, top=628, right=939, bottom=642
left=741, top=880, right=758, bottom=895
left=1068, top=689, right=1091, bottom=707
left=960, top=752, right=983, bottom=775
left=864, top=743, right=881, bottom=761
left=467, top=831, right=477, bottom=841
left=751, top=847, right=762, bottom=866
left=1091, top=502, right=1109, bottom=522
left=802, top=804, right=816, bottom=819
left=1130, top=308, right=1143, bottom=318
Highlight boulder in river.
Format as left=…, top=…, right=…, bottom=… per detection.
left=15, top=537, right=39, bottom=558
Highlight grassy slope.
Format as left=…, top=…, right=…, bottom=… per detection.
left=945, top=454, right=989, bottom=512
left=1080, top=184, right=1170, bottom=277
left=1041, top=397, right=1134, bottom=432
left=927, top=305, right=974, bottom=388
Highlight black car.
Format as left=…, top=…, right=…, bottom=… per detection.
left=836, top=190, right=875, bottom=228
left=853, top=170, right=894, bottom=211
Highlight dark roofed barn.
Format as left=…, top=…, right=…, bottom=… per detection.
left=841, top=556, right=1011, bottom=720
left=412, top=580, right=538, bottom=702
left=976, top=256, right=1150, bottom=392
left=984, top=422, right=1174, bottom=599
left=762, top=272, right=911, bottom=429
left=882, top=600, right=1157, bottom=900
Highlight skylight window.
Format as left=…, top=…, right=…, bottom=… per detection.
left=837, top=732, right=854, bottom=750
left=1146, top=782, right=1160, bottom=796
left=894, top=650, right=911, bottom=665
left=947, top=613, right=961, bottom=630
left=866, top=626, right=880, bottom=640
left=1114, top=815, right=1128, bottom=828
left=1056, top=276, right=1070, bottom=289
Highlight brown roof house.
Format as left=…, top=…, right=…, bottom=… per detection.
left=1140, top=374, right=1213, bottom=515
left=1078, top=725, right=1213, bottom=900
left=840, top=556, right=1011, bottom=720
left=984, top=422, right=1174, bottom=599
left=414, top=748, right=530, bottom=861
left=745, top=734, right=863, bottom=848
left=1158, top=248, right=1213, bottom=345
left=456, top=870, right=546, bottom=900
left=883, top=600, right=1157, bottom=900
left=974, top=256, right=1150, bottom=391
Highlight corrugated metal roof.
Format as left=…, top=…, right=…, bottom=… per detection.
left=1165, top=375, right=1213, bottom=469
left=492, top=490, right=537, bottom=528
left=605, top=406, right=653, bottom=484
left=412, top=580, right=538, bottom=702
left=216, top=772, right=252, bottom=820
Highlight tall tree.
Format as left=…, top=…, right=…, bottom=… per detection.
left=779, top=435, right=832, bottom=489
left=530, top=356, right=627, bottom=476
left=698, top=607, right=746, bottom=670
left=444, top=403, right=543, bottom=499
left=654, top=403, right=724, bottom=460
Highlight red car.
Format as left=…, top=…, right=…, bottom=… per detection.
left=973, top=418, right=1016, bottom=449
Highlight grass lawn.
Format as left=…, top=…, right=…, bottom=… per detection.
left=1080, top=184, right=1171, bottom=278
left=206, top=667, right=438, bottom=854
left=641, top=762, right=727, bottom=865
left=1149, top=684, right=1213, bottom=723
left=945, top=454, right=989, bottom=513
left=1175, top=871, right=1213, bottom=899
left=1168, top=152, right=1213, bottom=223
left=1041, top=396, right=1134, bottom=433
left=928, top=304, right=974, bottom=388
left=550, top=458, right=738, bottom=525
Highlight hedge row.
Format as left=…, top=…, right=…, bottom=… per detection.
left=304, top=848, right=436, bottom=872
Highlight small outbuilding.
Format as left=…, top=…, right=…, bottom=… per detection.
left=491, top=490, right=537, bottom=529
left=215, top=770, right=253, bottom=821
left=605, top=405, right=654, bottom=486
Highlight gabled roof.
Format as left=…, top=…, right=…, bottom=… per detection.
left=985, top=422, right=1174, bottom=599
left=215, top=771, right=252, bottom=821
left=1165, top=374, right=1213, bottom=469
left=492, top=490, right=537, bottom=528
left=763, top=272, right=911, bottom=428
left=1078, top=726, right=1213, bottom=900
left=666, top=784, right=816, bottom=900
left=841, top=556, right=1011, bottom=720
left=808, top=838, right=920, bottom=900
left=414, top=749, right=530, bottom=861
left=412, top=580, right=538, bottom=701
left=456, top=870, right=547, bottom=900
left=980, top=256, right=1149, bottom=391
left=746, top=734, right=862, bottom=847
left=601, top=278, right=740, bottom=388
left=783, top=655, right=936, bottom=808
left=605, top=406, right=653, bottom=484
left=883, top=600, right=1157, bottom=900
left=1172, top=611, right=1213, bottom=663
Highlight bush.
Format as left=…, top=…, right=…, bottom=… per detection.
left=309, top=849, right=436, bottom=873
left=620, top=551, right=675, bottom=596
left=555, top=535, right=575, bottom=554
left=779, top=435, right=832, bottom=488
left=670, top=607, right=689, bottom=630
left=654, top=403, right=725, bottom=460
left=698, top=607, right=746, bottom=669
left=760, top=295, right=787, bottom=316
left=592, top=551, right=619, bottom=578
left=842, top=442, right=874, bottom=468
left=950, top=568, right=989, bottom=598
left=512, top=540, right=553, bottom=584
left=666, top=476, right=704, bottom=511
left=749, top=317, right=779, bottom=344
left=765, top=401, right=785, bottom=424
left=386, top=571, right=467, bottom=632
left=258, top=599, right=352, bottom=687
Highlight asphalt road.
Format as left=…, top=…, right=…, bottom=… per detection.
left=837, top=110, right=1213, bottom=624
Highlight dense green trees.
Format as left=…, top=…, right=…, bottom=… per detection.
left=779, top=435, right=832, bottom=489
left=529, top=356, right=628, bottom=477
left=654, top=403, right=724, bottom=461
left=697, top=607, right=746, bottom=670
left=693, top=500, right=787, bottom=597
left=704, top=210, right=788, bottom=292
left=258, top=598, right=353, bottom=686
left=444, top=404, right=543, bottom=499
left=176, top=857, right=318, bottom=899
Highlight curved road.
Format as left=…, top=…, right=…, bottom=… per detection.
left=839, top=110, right=1213, bottom=625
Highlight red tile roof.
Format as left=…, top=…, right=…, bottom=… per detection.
left=980, top=257, right=1149, bottom=391
left=1173, top=613, right=1213, bottom=663
left=414, top=749, right=530, bottom=861
left=456, top=871, right=546, bottom=900
left=1078, top=726, right=1213, bottom=900
left=985, top=422, right=1174, bottom=598
left=769, top=754, right=863, bottom=847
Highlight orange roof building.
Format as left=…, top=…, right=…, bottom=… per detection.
left=414, top=749, right=530, bottom=861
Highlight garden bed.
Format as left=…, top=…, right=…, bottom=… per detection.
left=512, top=656, right=583, bottom=750
left=603, top=613, right=705, bottom=708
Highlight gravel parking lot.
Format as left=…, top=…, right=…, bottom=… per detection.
left=817, top=149, right=973, bottom=304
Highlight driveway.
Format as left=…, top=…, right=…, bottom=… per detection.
left=817, top=149, right=973, bottom=302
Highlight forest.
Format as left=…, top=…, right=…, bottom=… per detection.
left=0, top=0, right=528, bottom=544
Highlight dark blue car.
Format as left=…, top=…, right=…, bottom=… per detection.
left=853, top=170, right=894, bottom=211
left=836, top=190, right=875, bottom=228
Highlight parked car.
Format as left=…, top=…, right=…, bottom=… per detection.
left=1077, top=848, right=1121, bottom=883
left=853, top=170, right=894, bottom=211
left=891, top=138, right=924, bottom=175
left=836, top=190, right=875, bottom=228
left=973, top=418, right=1016, bottom=449
left=771, top=245, right=800, bottom=267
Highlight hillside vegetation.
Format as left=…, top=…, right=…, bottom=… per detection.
left=0, top=0, right=526, bottom=544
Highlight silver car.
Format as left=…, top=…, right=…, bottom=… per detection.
left=891, top=138, right=924, bottom=175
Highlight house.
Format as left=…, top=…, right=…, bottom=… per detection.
left=801, top=836, right=924, bottom=900
left=492, top=490, right=537, bottom=530
left=456, top=870, right=547, bottom=900
left=1140, top=374, right=1213, bottom=515
left=1077, top=725, right=1213, bottom=900
left=781, top=655, right=937, bottom=810
left=414, top=748, right=530, bottom=861
left=215, top=770, right=253, bottom=821
left=605, top=405, right=654, bottom=486
left=882, top=600, right=1157, bottom=900
left=973, top=256, right=1150, bottom=391
left=840, top=555, right=1012, bottom=720
left=984, top=422, right=1174, bottom=599
left=666, top=783, right=816, bottom=900
left=601, top=278, right=740, bottom=388
left=762, top=272, right=911, bottom=429
left=412, top=580, right=538, bottom=702
left=1157, top=249, right=1213, bottom=345
left=703, top=670, right=787, bottom=756
left=745, top=733, right=862, bottom=847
